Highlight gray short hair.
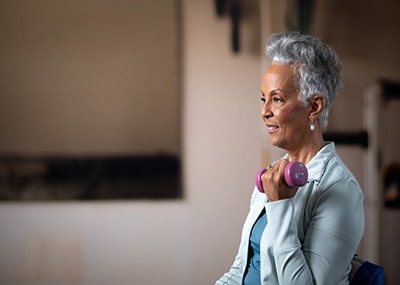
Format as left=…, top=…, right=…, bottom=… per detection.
left=265, top=31, right=344, bottom=131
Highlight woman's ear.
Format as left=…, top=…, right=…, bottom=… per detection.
left=309, top=95, right=325, bottom=119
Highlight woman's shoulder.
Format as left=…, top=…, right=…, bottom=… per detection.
left=307, top=143, right=363, bottom=196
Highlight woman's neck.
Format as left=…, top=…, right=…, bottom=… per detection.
left=287, top=132, right=326, bottom=164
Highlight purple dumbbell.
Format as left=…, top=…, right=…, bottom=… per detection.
left=255, top=161, right=308, bottom=193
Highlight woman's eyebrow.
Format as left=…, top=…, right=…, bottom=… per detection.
left=268, top=88, right=285, bottom=95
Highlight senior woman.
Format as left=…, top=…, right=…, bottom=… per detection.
left=216, top=31, right=364, bottom=285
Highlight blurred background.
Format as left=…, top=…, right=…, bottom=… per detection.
left=0, top=0, right=399, bottom=284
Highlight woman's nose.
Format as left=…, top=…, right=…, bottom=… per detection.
left=261, top=102, right=272, bottom=119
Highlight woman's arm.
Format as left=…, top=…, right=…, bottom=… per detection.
left=215, top=254, right=245, bottom=285
left=264, top=178, right=364, bottom=285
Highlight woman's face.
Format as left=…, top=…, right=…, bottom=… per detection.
left=260, top=63, right=311, bottom=152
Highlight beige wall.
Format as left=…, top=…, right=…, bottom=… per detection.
left=0, top=1, right=262, bottom=284
left=0, top=0, right=400, bottom=284
left=0, top=0, right=180, bottom=155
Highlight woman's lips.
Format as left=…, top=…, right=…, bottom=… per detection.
left=266, top=124, right=278, bottom=134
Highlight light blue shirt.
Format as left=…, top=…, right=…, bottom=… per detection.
left=216, top=142, right=365, bottom=285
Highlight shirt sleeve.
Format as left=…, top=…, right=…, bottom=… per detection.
left=264, top=178, right=365, bottom=285
left=215, top=254, right=244, bottom=285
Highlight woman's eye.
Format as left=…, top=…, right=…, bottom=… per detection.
left=272, top=97, right=283, bottom=103
left=260, top=95, right=284, bottom=105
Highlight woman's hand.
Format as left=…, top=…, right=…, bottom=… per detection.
left=261, top=159, right=299, bottom=202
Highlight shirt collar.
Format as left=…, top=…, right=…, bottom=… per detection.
left=305, top=142, right=335, bottom=184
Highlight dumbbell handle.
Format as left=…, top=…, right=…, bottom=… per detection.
left=255, top=161, right=308, bottom=193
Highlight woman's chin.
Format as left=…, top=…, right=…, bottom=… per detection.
left=269, top=138, right=286, bottom=149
